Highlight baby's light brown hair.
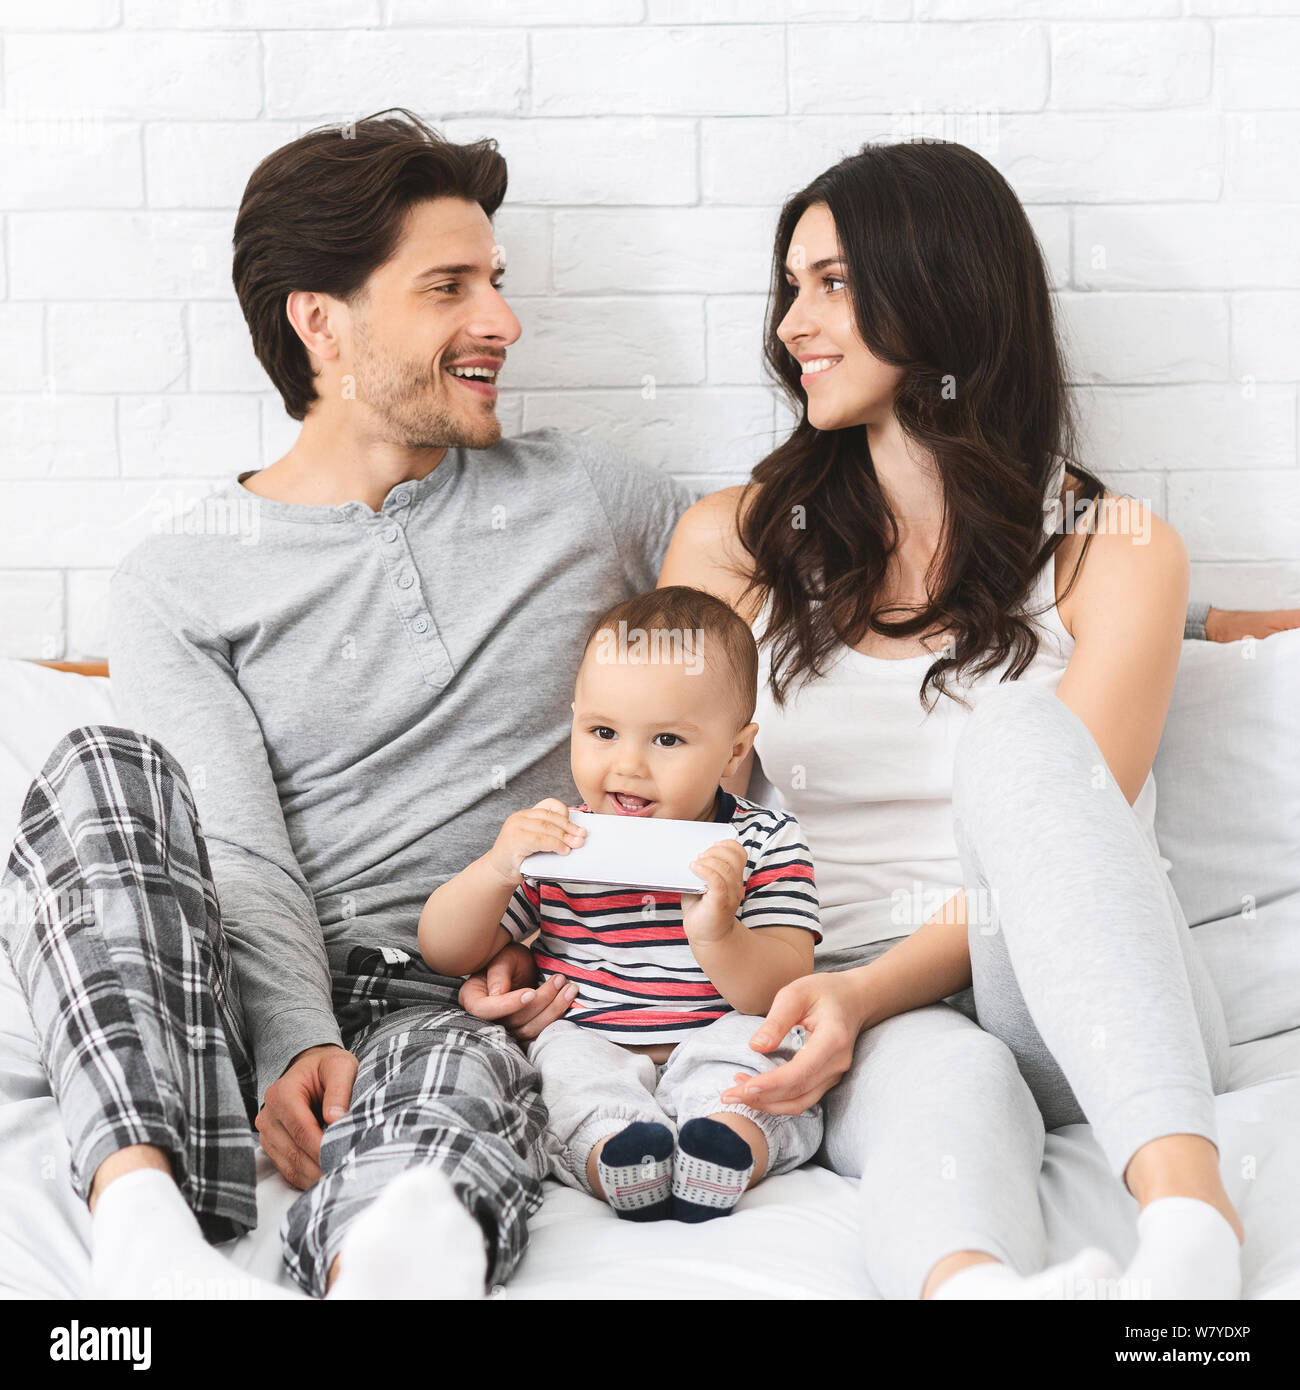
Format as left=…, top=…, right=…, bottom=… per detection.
left=582, top=586, right=759, bottom=725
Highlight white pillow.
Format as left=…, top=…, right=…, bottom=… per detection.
left=1154, top=630, right=1300, bottom=1044
left=0, top=661, right=120, bottom=1105
left=0, top=660, right=119, bottom=860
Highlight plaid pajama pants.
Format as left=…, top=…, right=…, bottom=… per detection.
left=0, top=725, right=548, bottom=1297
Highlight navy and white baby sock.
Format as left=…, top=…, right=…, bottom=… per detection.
left=671, top=1117, right=755, bottom=1222
left=596, top=1121, right=674, bottom=1222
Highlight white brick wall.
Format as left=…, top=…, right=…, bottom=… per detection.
left=2, top=3, right=1298, bottom=657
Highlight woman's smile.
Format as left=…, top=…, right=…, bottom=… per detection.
left=798, top=354, right=842, bottom=384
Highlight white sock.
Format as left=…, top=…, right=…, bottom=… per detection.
left=931, top=1247, right=1120, bottom=1301
left=91, top=1168, right=303, bottom=1300
left=327, top=1168, right=487, bottom=1300
left=1114, top=1197, right=1242, bottom=1300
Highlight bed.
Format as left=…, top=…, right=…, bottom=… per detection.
left=2, top=639, right=1298, bottom=1300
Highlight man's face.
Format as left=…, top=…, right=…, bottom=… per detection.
left=342, top=196, right=521, bottom=450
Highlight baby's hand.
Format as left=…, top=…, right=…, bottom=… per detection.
left=484, top=798, right=585, bottom=888
left=680, top=838, right=748, bottom=944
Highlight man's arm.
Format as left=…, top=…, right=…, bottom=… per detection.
left=108, top=565, right=342, bottom=1107
left=576, top=438, right=698, bottom=592
left=1201, top=604, right=1300, bottom=643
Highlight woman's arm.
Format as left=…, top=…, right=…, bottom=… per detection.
left=1054, top=499, right=1190, bottom=804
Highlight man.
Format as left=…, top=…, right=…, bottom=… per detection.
left=1, top=110, right=690, bottom=1300
left=0, top=109, right=1289, bottom=1302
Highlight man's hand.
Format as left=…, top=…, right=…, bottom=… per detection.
left=681, top=839, right=748, bottom=945
left=1206, top=606, right=1300, bottom=643
left=459, top=940, right=578, bottom=1043
left=256, top=1043, right=358, bottom=1190
left=719, top=970, right=873, bottom=1116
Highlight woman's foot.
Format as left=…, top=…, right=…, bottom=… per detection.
left=596, top=1121, right=674, bottom=1222
left=672, top=1117, right=754, bottom=1223
left=930, top=1247, right=1120, bottom=1301
left=90, top=1168, right=303, bottom=1300
left=328, top=1167, right=487, bottom=1299
left=1113, top=1196, right=1242, bottom=1300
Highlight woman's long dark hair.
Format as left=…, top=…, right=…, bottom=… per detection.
left=739, top=140, right=1105, bottom=708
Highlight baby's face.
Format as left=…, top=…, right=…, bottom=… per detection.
left=570, top=637, right=755, bottom=822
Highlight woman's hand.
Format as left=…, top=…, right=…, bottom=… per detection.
left=720, top=969, right=873, bottom=1116
left=458, top=941, right=579, bottom=1043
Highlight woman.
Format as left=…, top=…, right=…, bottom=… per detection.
left=657, top=140, right=1243, bottom=1300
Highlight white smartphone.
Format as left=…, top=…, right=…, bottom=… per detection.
left=519, top=809, right=740, bottom=894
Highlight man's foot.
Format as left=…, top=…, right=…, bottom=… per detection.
left=90, top=1168, right=303, bottom=1300
left=596, top=1121, right=674, bottom=1222
left=672, top=1116, right=754, bottom=1223
left=328, top=1167, right=488, bottom=1300
left=930, top=1247, right=1120, bottom=1300
left=1111, top=1196, right=1243, bottom=1300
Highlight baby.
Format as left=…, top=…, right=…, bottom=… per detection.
left=419, top=585, right=823, bottom=1222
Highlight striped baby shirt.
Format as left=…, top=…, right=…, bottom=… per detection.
left=500, top=791, right=821, bottom=1043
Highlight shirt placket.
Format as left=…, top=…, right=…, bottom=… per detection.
left=365, top=488, right=455, bottom=690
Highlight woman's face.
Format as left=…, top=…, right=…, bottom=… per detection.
left=776, top=202, right=903, bottom=432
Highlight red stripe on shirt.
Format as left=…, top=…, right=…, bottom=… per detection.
left=533, top=953, right=723, bottom=999
left=745, top=862, right=815, bottom=889
left=543, top=920, right=686, bottom=945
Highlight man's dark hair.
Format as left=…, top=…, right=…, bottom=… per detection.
left=583, top=586, right=760, bottom=725
left=232, top=108, right=507, bottom=421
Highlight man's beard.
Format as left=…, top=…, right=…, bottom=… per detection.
left=351, top=326, right=501, bottom=451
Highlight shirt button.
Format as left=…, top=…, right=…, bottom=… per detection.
left=412, top=617, right=430, bottom=634
left=398, top=574, right=415, bottom=590
left=383, top=527, right=398, bottom=543
left=394, top=490, right=411, bottom=507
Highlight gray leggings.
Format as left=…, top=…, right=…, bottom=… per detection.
left=819, top=683, right=1230, bottom=1299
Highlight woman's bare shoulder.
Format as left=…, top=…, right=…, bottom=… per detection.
left=1055, top=477, right=1188, bottom=632
left=680, top=484, right=751, bottom=537
left=658, top=484, right=759, bottom=614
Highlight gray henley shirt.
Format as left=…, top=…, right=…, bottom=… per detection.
left=107, top=427, right=695, bottom=1104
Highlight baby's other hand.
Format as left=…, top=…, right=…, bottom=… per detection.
left=484, top=798, right=585, bottom=888
left=681, top=838, right=747, bottom=944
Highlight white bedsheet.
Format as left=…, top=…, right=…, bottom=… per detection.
left=3, top=947, right=1298, bottom=1300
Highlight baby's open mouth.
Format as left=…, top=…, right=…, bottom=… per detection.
left=608, top=791, right=657, bottom=816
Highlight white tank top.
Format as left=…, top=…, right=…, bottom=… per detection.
left=751, top=467, right=1162, bottom=957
